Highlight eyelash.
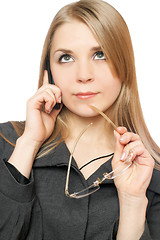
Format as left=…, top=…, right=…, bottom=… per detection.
left=93, top=51, right=106, bottom=60
left=58, top=51, right=106, bottom=63
left=58, top=54, right=73, bottom=63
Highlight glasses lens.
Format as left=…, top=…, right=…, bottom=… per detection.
left=103, top=153, right=133, bottom=180
left=70, top=184, right=100, bottom=199
left=65, top=107, right=134, bottom=199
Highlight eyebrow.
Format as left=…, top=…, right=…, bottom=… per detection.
left=53, top=46, right=102, bottom=55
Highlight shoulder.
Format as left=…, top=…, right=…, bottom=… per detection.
left=0, top=122, right=19, bottom=157
left=0, top=121, right=15, bottom=132
left=0, top=121, right=18, bottom=141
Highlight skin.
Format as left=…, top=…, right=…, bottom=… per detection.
left=49, top=20, right=123, bottom=177
left=8, top=19, right=155, bottom=240
left=50, top=20, right=122, bottom=118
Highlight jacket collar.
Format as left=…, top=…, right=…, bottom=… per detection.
left=33, top=141, right=76, bottom=168
left=33, top=141, right=114, bottom=184
left=33, top=141, right=112, bottom=171
left=33, top=141, right=160, bottom=192
left=8, top=121, right=160, bottom=192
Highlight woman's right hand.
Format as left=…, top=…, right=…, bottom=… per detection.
left=22, top=70, right=62, bottom=147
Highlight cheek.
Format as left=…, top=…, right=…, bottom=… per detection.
left=98, top=70, right=122, bottom=106
left=53, top=80, right=69, bottom=99
left=95, top=63, right=121, bottom=88
left=52, top=70, right=68, bottom=90
left=109, top=78, right=122, bottom=93
left=108, top=79, right=122, bottom=101
left=51, top=66, right=74, bottom=86
left=99, top=69, right=122, bottom=94
left=52, top=73, right=72, bottom=103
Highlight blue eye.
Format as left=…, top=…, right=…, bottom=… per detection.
left=59, top=54, right=74, bottom=63
left=93, top=51, right=106, bottom=60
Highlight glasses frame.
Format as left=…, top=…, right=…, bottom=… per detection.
left=65, top=106, right=133, bottom=199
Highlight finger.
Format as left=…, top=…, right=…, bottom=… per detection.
left=36, top=85, right=62, bottom=104
left=50, top=102, right=63, bottom=120
left=120, top=141, right=154, bottom=167
left=116, top=126, right=128, bottom=135
left=43, top=70, right=49, bottom=85
left=113, top=130, right=124, bottom=165
left=120, top=140, right=142, bottom=161
left=41, top=89, right=62, bottom=115
left=119, top=132, right=140, bottom=145
left=134, top=156, right=155, bottom=168
left=29, top=90, right=56, bottom=114
left=42, top=71, right=62, bottom=103
left=44, top=91, right=57, bottom=113
left=41, top=91, right=55, bottom=114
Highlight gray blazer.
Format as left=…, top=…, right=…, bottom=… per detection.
left=0, top=122, right=160, bottom=239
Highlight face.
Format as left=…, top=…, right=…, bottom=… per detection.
left=50, top=20, right=122, bottom=117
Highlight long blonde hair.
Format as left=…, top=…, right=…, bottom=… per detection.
left=3, top=0, right=160, bottom=167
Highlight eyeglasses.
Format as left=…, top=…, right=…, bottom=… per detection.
left=65, top=105, right=133, bottom=199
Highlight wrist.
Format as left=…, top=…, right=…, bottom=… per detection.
left=19, top=133, right=43, bottom=151
left=8, top=135, right=41, bottom=178
left=118, top=191, right=148, bottom=210
left=117, top=192, right=148, bottom=240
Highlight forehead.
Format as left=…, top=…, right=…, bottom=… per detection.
left=51, top=20, right=99, bottom=51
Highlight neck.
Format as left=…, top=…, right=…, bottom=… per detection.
left=65, top=109, right=115, bottom=151
left=64, top=109, right=115, bottom=179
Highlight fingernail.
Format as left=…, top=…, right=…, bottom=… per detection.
left=57, top=97, right=61, bottom=103
left=49, top=108, right=53, bottom=114
left=120, top=136, right=125, bottom=142
left=47, top=109, right=52, bottom=114
left=121, top=152, right=125, bottom=161
left=114, top=130, right=116, bottom=138
left=127, top=150, right=134, bottom=162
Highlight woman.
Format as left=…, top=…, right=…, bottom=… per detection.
left=0, top=0, right=160, bottom=239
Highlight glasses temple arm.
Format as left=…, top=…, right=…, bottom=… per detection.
left=65, top=123, right=93, bottom=197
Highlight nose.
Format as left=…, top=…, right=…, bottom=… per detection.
left=76, top=60, right=94, bottom=83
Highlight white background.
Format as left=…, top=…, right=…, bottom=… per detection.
left=0, top=0, right=159, bottom=146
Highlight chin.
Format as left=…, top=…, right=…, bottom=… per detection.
left=64, top=98, right=114, bottom=116
left=67, top=103, right=106, bottom=118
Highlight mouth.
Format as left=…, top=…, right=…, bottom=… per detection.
left=75, top=92, right=98, bottom=100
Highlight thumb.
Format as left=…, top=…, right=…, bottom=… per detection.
left=112, top=130, right=124, bottom=166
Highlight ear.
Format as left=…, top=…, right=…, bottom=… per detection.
left=43, top=70, right=49, bottom=85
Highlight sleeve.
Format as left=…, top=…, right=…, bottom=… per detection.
left=108, top=219, right=152, bottom=240
left=140, top=191, right=160, bottom=240
left=108, top=167, right=160, bottom=240
left=5, top=161, right=30, bottom=184
left=145, top=193, right=160, bottom=239
left=0, top=124, right=42, bottom=240
left=108, top=220, right=152, bottom=240
left=139, top=222, right=152, bottom=240
left=108, top=219, right=118, bottom=240
left=144, top=167, right=160, bottom=240
left=108, top=196, right=160, bottom=240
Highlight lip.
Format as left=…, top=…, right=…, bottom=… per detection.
left=75, top=92, right=98, bottom=99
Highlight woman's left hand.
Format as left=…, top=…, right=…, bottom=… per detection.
left=112, top=127, right=155, bottom=199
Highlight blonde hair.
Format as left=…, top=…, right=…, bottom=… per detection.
left=3, top=0, right=160, bottom=167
